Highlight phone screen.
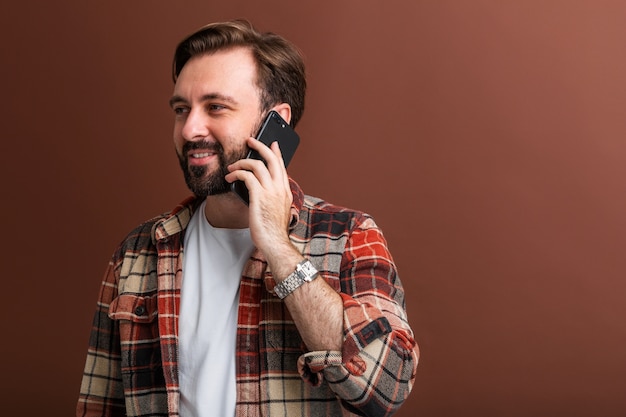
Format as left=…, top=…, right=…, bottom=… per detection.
left=230, top=110, right=300, bottom=204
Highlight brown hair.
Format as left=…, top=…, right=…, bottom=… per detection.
left=172, top=20, right=306, bottom=127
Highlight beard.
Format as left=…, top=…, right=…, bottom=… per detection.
left=177, top=139, right=248, bottom=198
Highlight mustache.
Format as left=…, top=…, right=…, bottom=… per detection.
left=182, top=140, right=223, bottom=154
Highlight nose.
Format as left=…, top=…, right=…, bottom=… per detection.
left=181, top=108, right=209, bottom=142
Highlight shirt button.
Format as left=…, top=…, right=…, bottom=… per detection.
left=134, top=305, right=146, bottom=316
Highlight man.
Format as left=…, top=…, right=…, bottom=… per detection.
left=77, top=20, right=418, bottom=417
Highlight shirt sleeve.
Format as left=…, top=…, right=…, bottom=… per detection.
left=296, top=216, right=419, bottom=417
left=76, top=259, right=127, bottom=417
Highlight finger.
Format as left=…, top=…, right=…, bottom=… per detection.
left=270, top=140, right=286, bottom=167
left=228, top=156, right=265, bottom=172
left=270, top=141, right=288, bottom=171
left=247, top=137, right=286, bottom=179
left=271, top=141, right=291, bottom=190
left=226, top=158, right=271, bottom=186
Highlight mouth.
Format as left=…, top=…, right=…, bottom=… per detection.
left=187, top=149, right=218, bottom=166
left=189, top=150, right=215, bottom=158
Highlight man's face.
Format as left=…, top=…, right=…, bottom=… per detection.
left=170, top=48, right=264, bottom=197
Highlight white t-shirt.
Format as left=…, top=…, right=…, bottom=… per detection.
left=179, top=200, right=254, bottom=417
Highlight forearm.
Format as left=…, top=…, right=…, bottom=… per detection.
left=300, top=293, right=419, bottom=417
left=267, top=244, right=343, bottom=352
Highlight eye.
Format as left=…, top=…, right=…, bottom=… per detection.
left=173, top=106, right=189, bottom=116
left=208, top=103, right=227, bottom=112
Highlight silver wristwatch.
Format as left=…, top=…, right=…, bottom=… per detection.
left=274, top=259, right=319, bottom=299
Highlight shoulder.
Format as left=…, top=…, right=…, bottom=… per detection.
left=290, top=180, right=373, bottom=229
left=301, top=194, right=376, bottom=229
left=113, top=196, right=200, bottom=259
left=291, top=194, right=383, bottom=244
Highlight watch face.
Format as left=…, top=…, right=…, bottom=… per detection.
left=275, top=260, right=319, bottom=299
left=300, top=261, right=318, bottom=282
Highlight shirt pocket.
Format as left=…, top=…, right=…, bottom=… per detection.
left=108, top=293, right=158, bottom=323
left=107, top=294, right=160, bottom=367
left=107, top=294, right=164, bottom=389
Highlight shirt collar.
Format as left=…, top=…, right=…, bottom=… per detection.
left=151, top=196, right=200, bottom=243
left=152, top=178, right=304, bottom=242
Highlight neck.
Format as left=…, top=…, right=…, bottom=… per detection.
left=203, top=193, right=249, bottom=229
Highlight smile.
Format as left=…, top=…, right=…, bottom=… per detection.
left=190, top=152, right=214, bottom=158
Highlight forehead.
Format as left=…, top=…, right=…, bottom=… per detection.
left=173, top=47, right=260, bottom=103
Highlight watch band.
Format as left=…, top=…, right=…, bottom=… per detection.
left=274, top=259, right=319, bottom=299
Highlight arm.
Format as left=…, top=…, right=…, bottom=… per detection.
left=265, top=219, right=418, bottom=417
left=260, top=243, right=345, bottom=352
left=226, top=137, right=344, bottom=351
left=76, top=261, right=126, bottom=417
left=300, top=218, right=418, bottom=417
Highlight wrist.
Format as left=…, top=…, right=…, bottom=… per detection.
left=273, top=258, right=319, bottom=299
left=263, top=241, right=301, bottom=277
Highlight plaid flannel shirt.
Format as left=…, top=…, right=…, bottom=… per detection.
left=77, top=181, right=418, bottom=417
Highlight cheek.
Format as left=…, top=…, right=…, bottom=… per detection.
left=216, top=127, right=242, bottom=149
left=173, top=125, right=184, bottom=154
left=224, top=137, right=248, bottom=160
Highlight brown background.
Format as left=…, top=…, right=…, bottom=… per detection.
left=2, top=1, right=625, bottom=415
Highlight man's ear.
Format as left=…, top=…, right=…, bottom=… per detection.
left=271, top=103, right=292, bottom=125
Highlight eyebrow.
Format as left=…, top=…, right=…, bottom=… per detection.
left=168, top=93, right=239, bottom=108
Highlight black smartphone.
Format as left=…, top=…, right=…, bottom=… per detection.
left=230, top=110, right=300, bottom=204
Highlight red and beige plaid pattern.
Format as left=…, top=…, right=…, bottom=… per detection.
left=77, top=181, right=418, bottom=417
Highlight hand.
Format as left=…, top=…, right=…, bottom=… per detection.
left=225, top=137, right=295, bottom=259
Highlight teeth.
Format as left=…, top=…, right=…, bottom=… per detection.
left=192, top=152, right=212, bottom=158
